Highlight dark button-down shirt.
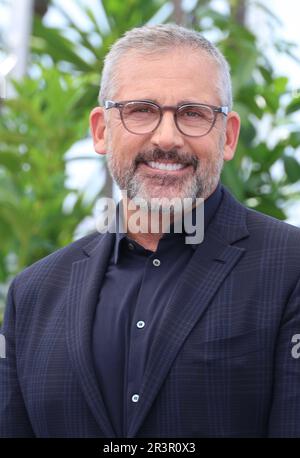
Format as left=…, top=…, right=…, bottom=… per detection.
left=92, top=184, right=223, bottom=436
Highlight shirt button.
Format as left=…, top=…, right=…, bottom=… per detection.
left=131, top=394, right=139, bottom=403
left=137, top=321, right=145, bottom=329
left=128, top=242, right=134, bottom=250
left=153, top=258, right=160, bottom=267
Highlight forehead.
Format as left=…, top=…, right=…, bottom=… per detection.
left=114, top=48, right=221, bottom=104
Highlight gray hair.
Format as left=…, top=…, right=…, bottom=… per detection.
left=98, top=24, right=233, bottom=110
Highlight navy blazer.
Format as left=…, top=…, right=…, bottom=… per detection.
left=1, top=187, right=300, bottom=437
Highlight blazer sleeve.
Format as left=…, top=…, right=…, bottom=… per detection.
left=0, top=280, right=35, bottom=437
left=267, top=275, right=300, bottom=437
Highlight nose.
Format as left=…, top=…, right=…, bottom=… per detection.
left=150, top=111, right=184, bottom=151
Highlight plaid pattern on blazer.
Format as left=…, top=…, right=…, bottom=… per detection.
left=1, top=187, right=300, bottom=437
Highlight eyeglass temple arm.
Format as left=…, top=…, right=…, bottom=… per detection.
left=218, top=106, right=229, bottom=115
left=104, top=100, right=117, bottom=109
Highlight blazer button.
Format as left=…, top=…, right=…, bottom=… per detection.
left=131, top=394, right=139, bottom=403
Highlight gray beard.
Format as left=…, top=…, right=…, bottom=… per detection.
left=106, top=146, right=224, bottom=209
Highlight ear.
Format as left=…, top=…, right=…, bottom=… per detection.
left=223, top=111, right=241, bottom=161
left=89, top=107, right=107, bottom=155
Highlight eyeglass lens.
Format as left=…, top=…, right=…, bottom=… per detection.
left=121, top=102, right=215, bottom=136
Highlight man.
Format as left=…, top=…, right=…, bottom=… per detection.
left=1, top=24, right=300, bottom=438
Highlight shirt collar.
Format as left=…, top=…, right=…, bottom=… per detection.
left=113, top=182, right=223, bottom=264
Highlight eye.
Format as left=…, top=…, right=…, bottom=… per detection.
left=181, top=108, right=206, bottom=118
left=185, top=110, right=202, bottom=118
left=133, top=107, right=152, bottom=113
left=124, top=103, right=158, bottom=117
left=178, top=106, right=213, bottom=123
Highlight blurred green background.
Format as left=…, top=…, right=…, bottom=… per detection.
left=1, top=0, right=300, bottom=322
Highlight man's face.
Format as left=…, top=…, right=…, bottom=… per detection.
left=91, top=48, right=240, bottom=204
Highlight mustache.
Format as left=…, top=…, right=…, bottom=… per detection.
left=134, top=148, right=198, bottom=170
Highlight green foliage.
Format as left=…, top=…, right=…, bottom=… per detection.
left=0, top=66, right=98, bottom=282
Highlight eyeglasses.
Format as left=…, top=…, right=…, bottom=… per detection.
left=104, top=99, right=228, bottom=137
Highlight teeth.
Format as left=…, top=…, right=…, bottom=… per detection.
left=147, top=161, right=185, bottom=171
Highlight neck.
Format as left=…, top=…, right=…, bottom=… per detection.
left=121, top=197, right=197, bottom=252
left=127, top=231, right=161, bottom=252
left=123, top=203, right=174, bottom=251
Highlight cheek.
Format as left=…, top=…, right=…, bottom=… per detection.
left=187, top=140, right=212, bottom=161
left=191, top=136, right=223, bottom=161
left=111, top=131, right=148, bottom=158
left=106, top=134, right=141, bottom=168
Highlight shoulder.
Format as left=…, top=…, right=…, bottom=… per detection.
left=245, top=205, right=300, bottom=245
left=221, top=186, right=300, bottom=245
left=12, top=231, right=103, bottom=290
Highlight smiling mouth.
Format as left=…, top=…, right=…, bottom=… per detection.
left=141, top=161, right=191, bottom=172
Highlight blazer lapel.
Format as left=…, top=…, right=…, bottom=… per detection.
left=128, top=188, right=250, bottom=437
left=66, top=231, right=116, bottom=437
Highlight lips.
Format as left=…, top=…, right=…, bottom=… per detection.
left=146, top=161, right=186, bottom=171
